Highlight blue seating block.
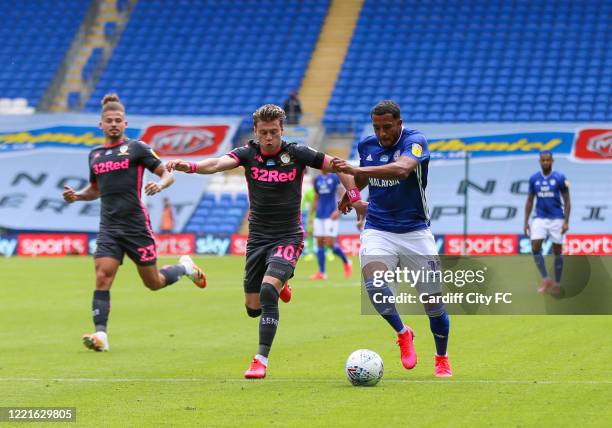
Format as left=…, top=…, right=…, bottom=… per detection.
left=87, top=0, right=330, bottom=115
left=327, top=0, right=611, bottom=137
left=0, top=1, right=91, bottom=107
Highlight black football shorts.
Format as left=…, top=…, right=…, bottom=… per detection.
left=243, top=232, right=304, bottom=293
left=95, top=230, right=157, bottom=266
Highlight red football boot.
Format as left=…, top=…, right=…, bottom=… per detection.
left=179, top=255, right=207, bottom=288
left=279, top=283, right=292, bottom=303
left=309, top=271, right=327, bottom=280
left=396, top=328, right=417, bottom=369
left=343, top=260, right=353, bottom=278
left=537, top=277, right=553, bottom=294
left=244, top=357, right=267, bottom=379
left=434, top=355, right=452, bottom=377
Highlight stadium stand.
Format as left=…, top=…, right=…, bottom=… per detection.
left=85, top=0, right=330, bottom=116
left=324, top=0, right=612, bottom=134
left=0, top=0, right=91, bottom=108
left=184, top=192, right=249, bottom=234
left=181, top=174, right=249, bottom=234
left=82, top=48, right=105, bottom=85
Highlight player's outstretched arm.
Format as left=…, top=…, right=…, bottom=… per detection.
left=333, top=156, right=417, bottom=180
left=63, top=183, right=100, bottom=203
left=166, top=155, right=239, bottom=175
left=524, top=193, right=535, bottom=236
left=327, top=156, right=369, bottom=217
left=144, top=164, right=175, bottom=196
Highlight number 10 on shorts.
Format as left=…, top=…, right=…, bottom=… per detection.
left=273, top=245, right=298, bottom=264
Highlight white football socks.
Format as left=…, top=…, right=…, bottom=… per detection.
left=255, top=354, right=268, bottom=367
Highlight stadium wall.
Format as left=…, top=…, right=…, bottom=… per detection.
left=338, top=122, right=612, bottom=235
left=0, top=232, right=610, bottom=258
left=1, top=117, right=610, bottom=257
left=0, top=114, right=241, bottom=233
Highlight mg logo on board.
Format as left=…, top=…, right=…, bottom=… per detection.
left=574, top=129, right=612, bottom=160
left=140, top=125, right=229, bottom=157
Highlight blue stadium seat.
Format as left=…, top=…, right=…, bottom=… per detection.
left=67, top=92, right=81, bottom=110
left=0, top=0, right=90, bottom=107
left=325, top=0, right=611, bottom=144
left=183, top=190, right=248, bottom=234
left=86, top=0, right=330, bottom=115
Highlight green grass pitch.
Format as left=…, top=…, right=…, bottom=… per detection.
left=1, top=255, right=611, bottom=427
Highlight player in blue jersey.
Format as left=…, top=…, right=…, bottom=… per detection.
left=524, top=151, right=570, bottom=296
left=332, top=100, right=451, bottom=377
left=310, top=171, right=353, bottom=280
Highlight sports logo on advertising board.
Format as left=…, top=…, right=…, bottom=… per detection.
left=18, top=233, right=88, bottom=256
left=445, top=234, right=518, bottom=255
left=156, top=234, right=196, bottom=256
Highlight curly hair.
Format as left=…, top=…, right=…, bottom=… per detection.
left=370, top=100, right=401, bottom=119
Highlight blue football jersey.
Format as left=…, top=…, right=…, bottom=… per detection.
left=359, top=128, right=430, bottom=233
left=314, top=173, right=340, bottom=218
left=528, top=171, right=568, bottom=219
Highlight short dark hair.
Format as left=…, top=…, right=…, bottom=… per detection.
left=540, top=150, right=553, bottom=158
left=253, top=104, right=286, bottom=127
left=371, top=100, right=401, bottom=119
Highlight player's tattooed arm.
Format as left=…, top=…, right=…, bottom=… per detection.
left=165, top=155, right=239, bottom=174
left=523, top=193, right=535, bottom=236
left=333, top=156, right=418, bottom=180
left=561, top=188, right=570, bottom=233
left=144, top=164, right=175, bottom=196
left=63, top=183, right=100, bottom=203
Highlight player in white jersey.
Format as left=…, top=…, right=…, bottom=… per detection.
left=333, top=100, right=451, bottom=377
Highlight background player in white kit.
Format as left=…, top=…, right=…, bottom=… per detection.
left=333, top=100, right=452, bottom=377
left=524, top=151, right=571, bottom=296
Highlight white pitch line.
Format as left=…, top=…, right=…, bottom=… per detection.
left=1, top=378, right=611, bottom=385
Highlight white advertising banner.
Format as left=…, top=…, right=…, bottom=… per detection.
left=0, top=114, right=241, bottom=232
left=345, top=123, right=612, bottom=234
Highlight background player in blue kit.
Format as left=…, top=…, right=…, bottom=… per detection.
left=310, top=171, right=352, bottom=280
left=333, top=100, right=451, bottom=377
left=524, top=151, right=571, bottom=296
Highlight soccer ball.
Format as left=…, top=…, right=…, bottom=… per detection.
left=345, top=349, right=384, bottom=386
